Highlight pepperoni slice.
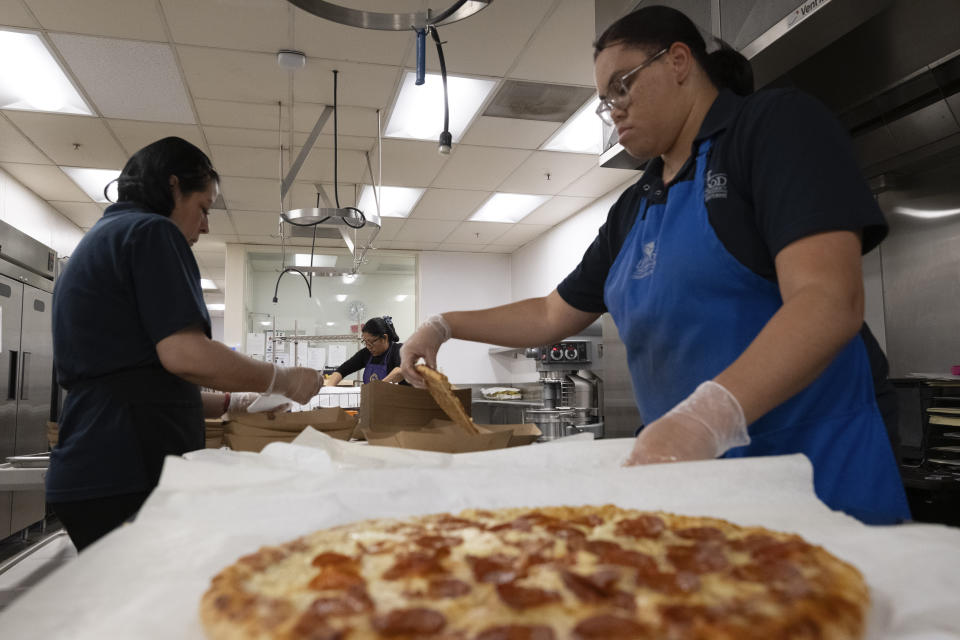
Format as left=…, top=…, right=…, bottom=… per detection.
left=301, top=587, right=373, bottom=619
left=666, top=543, right=729, bottom=573
left=495, top=582, right=562, bottom=610
left=434, top=515, right=477, bottom=530
left=475, top=625, right=556, bottom=640
left=468, top=554, right=523, bottom=584
left=614, top=515, right=665, bottom=539
left=733, top=562, right=810, bottom=598
left=426, top=577, right=472, bottom=599
left=659, top=603, right=721, bottom=627
left=372, top=607, right=446, bottom=636
left=560, top=569, right=618, bottom=601
left=311, top=552, right=354, bottom=568
left=415, top=535, right=464, bottom=553
left=601, top=548, right=658, bottom=572
left=635, top=568, right=700, bottom=594
left=584, top=539, right=622, bottom=557
left=308, top=566, right=365, bottom=591
left=570, top=514, right=603, bottom=528
left=543, top=523, right=587, bottom=549
left=571, top=614, right=649, bottom=639
left=239, top=548, right=287, bottom=572
left=675, top=526, right=725, bottom=543
left=382, top=552, right=446, bottom=580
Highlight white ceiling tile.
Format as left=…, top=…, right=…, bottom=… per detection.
left=3, top=111, right=127, bottom=168
left=286, top=182, right=358, bottom=210
left=380, top=241, right=439, bottom=251
left=484, top=244, right=517, bottom=254
left=293, top=5, right=411, bottom=66
left=193, top=236, right=228, bottom=252
left=560, top=165, right=640, bottom=198
left=522, top=195, right=594, bottom=226
left=0, top=163, right=89, bottom=201
left=107, top=120, right=206, bottom=156
left=393, top=218, right=459, bottom=243
left=401, top=1, right=554, bottom=77
left=24, top=0, right=166, bottom=41
left=443, top=221, right=510, bottom=244
left=375, top=218, right=405, bottom=242
left=220, top=176, right=279, bottom=211
left=231, top=210, right=279, bottom=237
left=161, top=0, right=290, bottom=53
left=378, top=139, right=449, bottom=188
left=490, top=223, right=550, bottom=248
left=0, top=0, right=39, bottom=27
left=207, top=210, right=236, bottom=236
left=204, top=126, right=280, bottom=149
left=509, top=0, right=596, bottom=86
left=431, top=145, right=530, bottom=190
left=498, top=150, right=596, bottom=195
left=49, top=201, right=103, bottom=228
left=294, top=146, right=368, bottom=184
left=435, top=243, right=492, bottom=252
left=0, top=116, right=50, bottom=164
left=409, top=188, right=489, bottom=221
left=195, top=99, right=288, bottom=130
left=294, top=131, right=375, bottom=153
left=294, top=60, right=400, bottom=109
left=461, top=116, right=560, bottom=150
left=293, top=104, right=379, bottom=137
left=211, top=145, right=279, bottom=179
left=194, top=250, right=224, bottom=269
left=50, top=34, right=195, bottom=123
left=177, top=46, right=288, bottom=104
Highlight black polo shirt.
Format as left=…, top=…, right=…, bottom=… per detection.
left=558, top=88, right=894, bottom=416
left=335, top=342, right=404, bottom=379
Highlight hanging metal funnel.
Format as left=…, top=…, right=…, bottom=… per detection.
left=286, top=0, right=492, bottom=31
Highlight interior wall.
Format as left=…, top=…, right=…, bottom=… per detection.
left=0, top=168, right=84, bottom=257
left=418, top=251, right=513, bottom=385
left=862, top=246, right=887, bottom=353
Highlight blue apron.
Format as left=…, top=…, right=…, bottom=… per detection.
left=603, top=139, right=910, bottom=524
left=363, top=343, right=394, bottom=383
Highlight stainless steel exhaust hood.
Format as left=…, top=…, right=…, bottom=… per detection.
left=596, top=0, right=960, bottom=177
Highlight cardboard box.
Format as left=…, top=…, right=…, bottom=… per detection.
left=360, top=383, right=541, bottom=453
left=223, top=407, right=358, bottom=451
left=358, top=381, right=472, bottom=433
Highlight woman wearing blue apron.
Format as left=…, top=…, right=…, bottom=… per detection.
left=401, top=6, right=909, bottom=525
left=325, top=317, right=407, bottom=386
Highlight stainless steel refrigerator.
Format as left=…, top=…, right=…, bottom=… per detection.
left=0, top=219, right=55, bottom=538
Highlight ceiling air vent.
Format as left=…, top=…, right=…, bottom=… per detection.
left=483, top=80, right=595, bottom=122
left=288, top=225, right=344, bottom=240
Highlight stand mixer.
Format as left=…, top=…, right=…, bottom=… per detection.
left=524, top=340, right=604, bottom=440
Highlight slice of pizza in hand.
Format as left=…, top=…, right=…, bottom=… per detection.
left=415, top=364, right=481, bottom=435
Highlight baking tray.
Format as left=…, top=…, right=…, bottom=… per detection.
left=5, top=454, right=50, bottom=468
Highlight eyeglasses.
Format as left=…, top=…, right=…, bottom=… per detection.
left=362, top=336, right=383, bottom=348
left=595, top=48, right=668, bottom=125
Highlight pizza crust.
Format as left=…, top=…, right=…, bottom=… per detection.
left=200, top=505, right=869, bottom=640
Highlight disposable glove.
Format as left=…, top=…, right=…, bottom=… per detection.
left=265, top=364, right=322, bottom=405
left=623, top=380, right=750, bottom=466
left=227, top=392, right=291, bottom=414
left=400, top=314, right=452, bottom=388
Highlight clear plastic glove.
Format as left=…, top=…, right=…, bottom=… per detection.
left=228, top=392, right=291, bottom=414
left=400, top=314, right=452, bottom=388
left=264, top=365, right=322, bottom=405
left=623, top=380, right=750, bottom=466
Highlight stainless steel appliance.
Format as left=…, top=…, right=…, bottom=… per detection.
left=525, top=324, right=604, bottom=439
left=0, top=219, right=55, bottom=539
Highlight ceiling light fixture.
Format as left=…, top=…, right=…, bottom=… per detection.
left=62, top=167, right=120, bottom=203
left=260, top=321, right=272, bottom=326
left=0, top=29, right=93, bottom=115
left=207, top=303, right=225, bottom=311
left=200, top=279, right=217, bottom=290
left=542, top=97, right=602, bottom=154
left=357, top=185, right=425, bottom=219
left=893, top=206, right=960, bottom=219
left=335, top=294, right=348, bottom=302
left=293, top=253, right=338, bottom=268
left=342, top=274, right=358, bottom=285
left=394, top=295, right=408, bottom=302
left=469, top=193, right=550, bottom=223
left=386, top=71, right=496, bottom=144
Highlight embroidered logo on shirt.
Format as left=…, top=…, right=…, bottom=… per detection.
left=705, top=170, right=728, bottom=202
left=632, top=241, right=657, bottom=279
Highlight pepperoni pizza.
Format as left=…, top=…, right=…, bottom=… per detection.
left=200, top=505, right=868, bottom=639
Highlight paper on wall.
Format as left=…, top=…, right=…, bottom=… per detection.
left=245, top=332, right=265, bottom=355
left=327, top=344, right=348, bottom=365
left=307, top=347, right=325, bottom=369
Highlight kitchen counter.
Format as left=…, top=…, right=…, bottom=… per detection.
left=471, top=398, right=542, bottom=406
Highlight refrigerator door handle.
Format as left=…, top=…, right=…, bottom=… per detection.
left=7, top=349, right=17, bottom=400
left=19, top=351, right=30, bottom=401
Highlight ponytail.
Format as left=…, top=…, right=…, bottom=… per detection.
left=595, top=5, right=753, bottom=96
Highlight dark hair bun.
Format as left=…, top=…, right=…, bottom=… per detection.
left=707, top=47, right=754, bottom=96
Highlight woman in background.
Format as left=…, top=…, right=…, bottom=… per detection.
left=325, top=316, right=405, bottom=385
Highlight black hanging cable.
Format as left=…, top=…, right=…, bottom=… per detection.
left=429, top=25, right=452, bottom=154
left=333, top=69, right=341, bottom=208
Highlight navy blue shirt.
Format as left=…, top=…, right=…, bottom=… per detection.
left=558, top=88, right=893, bottom=406
left=47, top=204, right=211, bottom=502
left=335, top=342, right=406, bottom=383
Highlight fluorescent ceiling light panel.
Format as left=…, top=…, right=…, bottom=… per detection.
left=342, top=274, right=357, bottom=284
left=385, top=71, right=497, bottom=143
left=207, top=303, right=225, bottom=311
left=62, top=167, right=120, bottom=203
left=200, top=278, right=217, bottom=290
left=469, top=193, right=550, bottom=223
left=394, top=295, right=408, bottom=302
left=357, top=185, right=424, bottom=219
left=894, top=206, right=960, bottom=219
left=0, top=30, right=92, bottom=115
left=542, top=97, right=602, bottom=154
left=326, top=321, right=335, bottom=326
left=294, top=253, right=338, bottom=268
left=260, top=321, right=272, bottom=326
left=335, top=294, right=348, bottom=302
